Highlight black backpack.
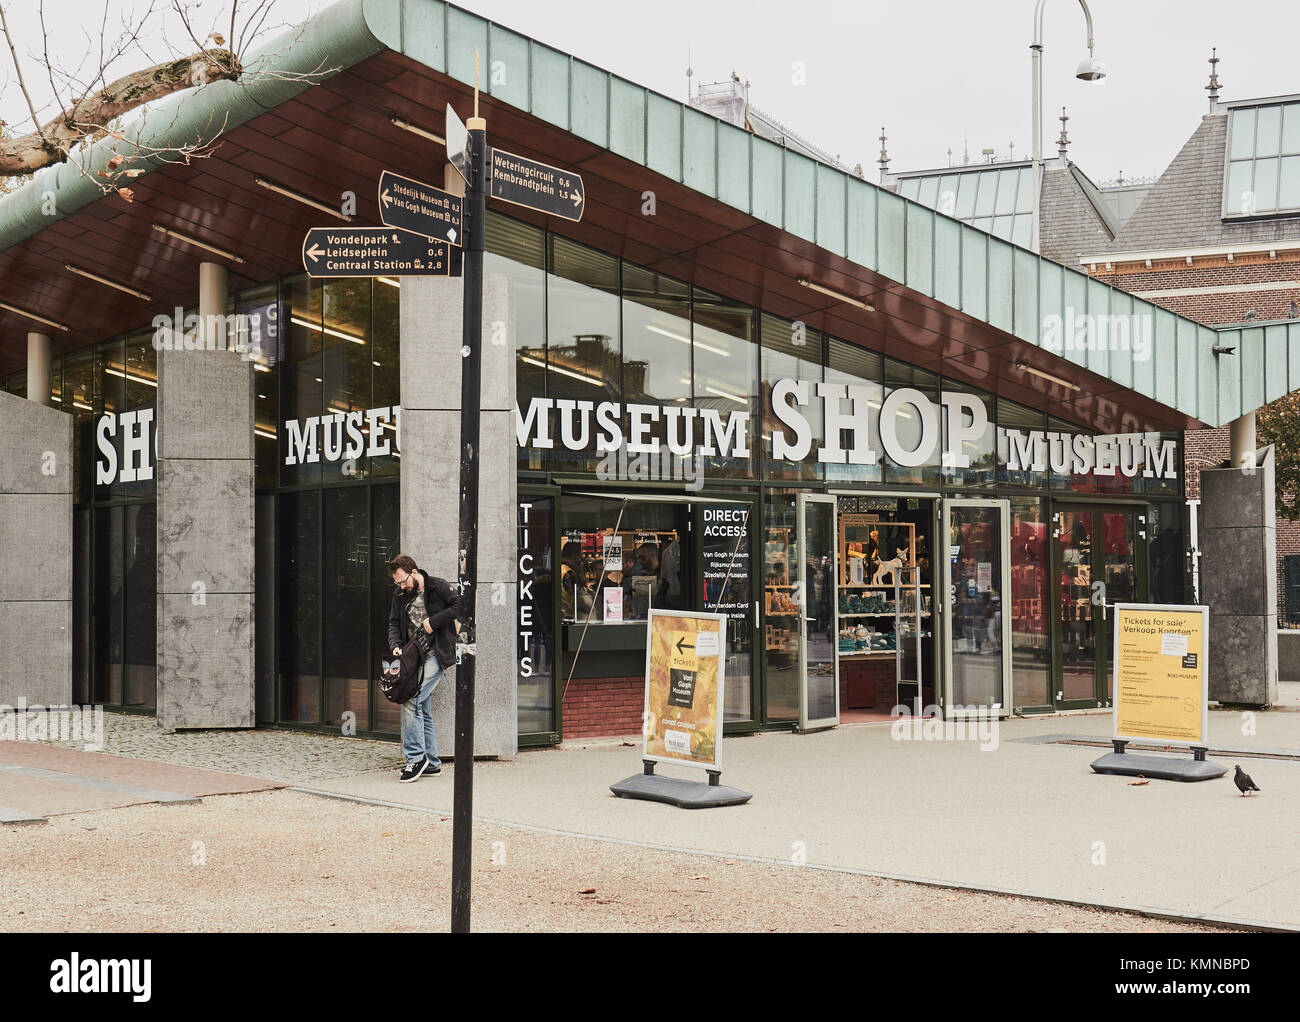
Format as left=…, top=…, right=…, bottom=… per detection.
left=379, top=635, right=424, bottom=704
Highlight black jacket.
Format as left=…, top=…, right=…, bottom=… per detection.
left=387, top=569, right=459, bottom=670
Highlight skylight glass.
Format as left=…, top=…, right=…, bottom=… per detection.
left=1224, top=101, right=1300, bottom=218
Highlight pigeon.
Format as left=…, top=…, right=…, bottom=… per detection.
left=1233, top=764, right=1260, bottom=797
left=1243, top=308, right=1258, bottom=320
left=1290, top=299, right=1300, bottom=318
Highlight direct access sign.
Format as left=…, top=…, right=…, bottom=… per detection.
left=1113, top=603, right=1209, bottom=747
left=643, top=609, right=726, bottom=770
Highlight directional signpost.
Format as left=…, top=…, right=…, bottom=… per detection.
left=300, top=227, right=452, bottom=277
left=488, top=147, right=585, bottom=222
left=378, top=169, right=463, bottom=246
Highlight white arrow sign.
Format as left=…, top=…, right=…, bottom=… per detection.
left=306, top=243, right=324, bottom=261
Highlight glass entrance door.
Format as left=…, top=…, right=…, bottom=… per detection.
left=798, top=495, right=839, bottom=730
left=1054, top=505, right=1145, bottom=708
left=941, top=499, right=1012, bottom=718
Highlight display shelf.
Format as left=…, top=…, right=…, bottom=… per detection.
left=840, top=583, right=931, bottom=589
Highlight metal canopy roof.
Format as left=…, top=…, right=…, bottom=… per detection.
left=0, top=0, right=1294, bottom=431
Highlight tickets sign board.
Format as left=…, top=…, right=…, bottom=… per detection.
left=1112, top=603, right=1209, bottom=747
left=642, top=609, right=727, bottom=770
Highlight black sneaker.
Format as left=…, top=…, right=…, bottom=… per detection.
left=423, top=759, right=441, bottom=776
left=399, top=760, right=428, bottom=783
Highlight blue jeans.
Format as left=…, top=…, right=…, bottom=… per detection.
left=400, top=656, right=444, bottom=768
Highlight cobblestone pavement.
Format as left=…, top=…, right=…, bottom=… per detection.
left=27, top=712, right=403, bottom=784
left=0, top=790, right=1236, bottom=933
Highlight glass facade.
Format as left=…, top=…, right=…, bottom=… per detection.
left=13, top=205, right=1191, bottom=740
left=1224, top=99, right=1300, bottom=218
left=897, top=164, right=1035, bottom=246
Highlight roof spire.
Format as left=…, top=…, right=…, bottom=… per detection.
left=877, top=126, right=890, bottom=181
left=1206, top=48, right=1222, bottom=111
left=1057, top=107, right=1070, bottom=160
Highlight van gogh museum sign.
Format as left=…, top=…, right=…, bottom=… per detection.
left=93, top=379, right=1178, bottom=482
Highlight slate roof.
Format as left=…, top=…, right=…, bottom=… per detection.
left=1106, top=112, right=1300, bottom=253
left=1039, top=162, right=1115, bottom=267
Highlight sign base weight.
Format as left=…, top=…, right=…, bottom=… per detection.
left=611, top=761, right=751, bottom=808
left=1090, top=750, right=1228, bottom=782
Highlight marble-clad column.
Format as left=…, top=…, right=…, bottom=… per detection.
left=0, top=392, right=72, bottom=705
left=155, top=261, right=256, bottom=728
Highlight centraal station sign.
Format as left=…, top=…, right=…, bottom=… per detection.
left=94, top=380, right=1179, bottom=482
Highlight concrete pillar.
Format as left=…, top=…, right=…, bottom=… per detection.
left=26, top=332, right=51, bottom=406
left=0, top=392, right=72, bottom=705
left=399, top=269, right=518, bottom=758
left=155, top=260, right=256, bottom=728
left=1200, top=445, right=1279, bottom=706
left=1229, top=412, right=1256, bottom=470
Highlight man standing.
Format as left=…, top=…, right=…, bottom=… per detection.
left=387, top=554, right=460, bottom=782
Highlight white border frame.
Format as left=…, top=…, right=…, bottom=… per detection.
left=1112, top=602, right=1210, bottom=748
left=642, top=608, right=728, bottom=772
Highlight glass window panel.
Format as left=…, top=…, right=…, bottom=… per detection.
left=320, top=278, right=372, bottom=484
left=255, top=493, right=276, bottom=723
left=621, top=263, right=691, bottom=473
left=762, top=488, right=800, bottom=723
left=1283, top=103, right=1300, bottom=154
left=974, top=171, right=997, bottom=217
left=1254, top=157, right=1280, bottom=212
left=323, top=486, right=370, bottom=731
left=119, top=330, right=157, bottom=500
left=993, top=167, right=1019, bottom=215
left=93, top=505, right=123, bottom=705
left=761, top=313, right=822, bottom=482
left=1012, top=213, right=1033, bottom=247
left=992, top=214, right=1014, bottom=240
left=693, top=286, right=757, bottom=480
left=96, top=339, right=125, bottom=500
left=1255, top=105, right=1282, bottom=158
left=1147, top=501, right=1187, bottom=604
left=65, top=349, right=95, bottom=503
left=1229, top=107, right=1256, bottom=160
left=282, top=275, right=323, bottom=486
left=954, top=174, right=978, bottom=219
left=898, top=178, right=921, bottom=200
left=823, top=337, right=882, bottom=485
left=485, top=214, right=547, bottom=474
left=936, top=175, right=958, bottom=216
left=237, top=283, right=281, bottom=489
left=917, top=175, right=940, bottom=208
left=942, top=385, right=995, bottom=488
left=279, top=489, right=321, bottom=723
left=1280, top=156, right=1300, bottom=210
left=1015, top=166, right=1035, bottom=212
left=996, top=397, right=1045, bottom=488
left=1225, top=160, right=1254, bottom=216
left=559, top=497, right=688, bottom=623
left=1009, top=496, right=1049, bottom=708
left=370, top=483, right=401, bottom=735
left=547, top=235, right=620, bottom=475
left=73, top=508, right=91, bottom=704
left=974, top=216, right=994, bottom=232
left=882, top=357, right=940, bottom=487
left=122, top=502, right=155, bottom=710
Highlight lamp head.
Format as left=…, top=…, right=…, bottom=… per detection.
left=1075, top=55, right=1107, bottom=81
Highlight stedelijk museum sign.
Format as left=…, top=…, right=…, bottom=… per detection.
left=93, top=379, right=1179, bottom=483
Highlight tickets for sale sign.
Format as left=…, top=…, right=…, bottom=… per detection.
left=642, top=609, right=727, bottom=770
left=1113, top=603, right=1209, bottom=747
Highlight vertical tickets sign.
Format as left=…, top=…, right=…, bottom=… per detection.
left=643, top=609, right=727, bottom=770
left=1113, top=604, right=1210, bottom=746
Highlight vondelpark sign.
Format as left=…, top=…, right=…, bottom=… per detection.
left=93, top=380, right=1178, bottom=484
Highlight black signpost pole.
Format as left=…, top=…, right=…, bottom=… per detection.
left=450, top=104, right=486, bottom=935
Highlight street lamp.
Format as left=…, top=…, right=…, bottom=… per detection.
left=1031, top=0, right=1106, bottom=252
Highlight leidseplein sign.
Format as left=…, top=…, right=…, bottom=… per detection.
left=642, top=609, right=727, bottom=770
left=1112, top=603, right=1209, bottom=747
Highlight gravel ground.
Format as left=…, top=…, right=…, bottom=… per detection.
left=26, top=712, right=404, bottom=783
left=0, top=789, right=1233, bottom=933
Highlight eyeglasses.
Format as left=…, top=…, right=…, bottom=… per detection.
left=393, top=571, right=410, bottom=585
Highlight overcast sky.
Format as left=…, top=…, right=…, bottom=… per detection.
left=3, top=0, right=1299, bottom=184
